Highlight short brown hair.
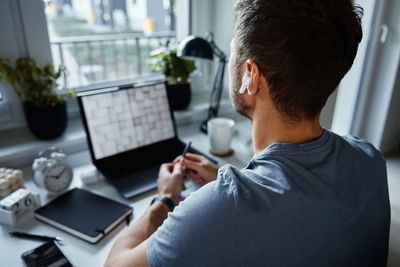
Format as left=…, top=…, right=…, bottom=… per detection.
left=234, top=0, right=363, bottom=119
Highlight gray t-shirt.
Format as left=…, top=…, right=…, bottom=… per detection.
left=147, top=130, right=390, bottom=267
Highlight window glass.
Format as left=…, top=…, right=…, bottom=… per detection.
left=0, top=85, right=12, bottom=126
left=43, top=0, right=176, bottom=89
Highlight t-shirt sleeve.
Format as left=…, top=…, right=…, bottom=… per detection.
left=146, top=173, right=237, bottom=267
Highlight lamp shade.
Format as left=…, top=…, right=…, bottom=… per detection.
left=178, top=36, right=214, bottom=60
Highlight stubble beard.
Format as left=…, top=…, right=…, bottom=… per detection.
left=230, top=69, right=251, bottom=120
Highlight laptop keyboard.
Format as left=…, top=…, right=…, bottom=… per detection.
left=104, top=165, right=159, bottom=199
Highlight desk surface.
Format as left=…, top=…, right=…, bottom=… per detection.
left=1, top=116, right=253, bottom=266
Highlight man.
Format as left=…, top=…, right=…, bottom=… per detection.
left=106, top=0, right=390, bottom=266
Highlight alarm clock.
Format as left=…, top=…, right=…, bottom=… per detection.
left=32, top=147, right=73, bottom=194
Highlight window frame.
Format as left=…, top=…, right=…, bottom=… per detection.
left=0, top=0, right=192, bottom=132
left=0, top=85, right=12, bottom=126
left=0, top=0, right=33, bottom=131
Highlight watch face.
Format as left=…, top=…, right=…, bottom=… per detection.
left=43, top=163, right=73, bottom=193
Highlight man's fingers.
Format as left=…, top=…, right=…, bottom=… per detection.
left=160, top=163, right=173, bottom=174
left=172, top=163, right=183, bottom=175
left=160, top=163, right=168, bottom=172
left=173, top=156, right=182, bottom=164
left=184, top=153, right=203, bottom=162
left=186, top=169, right=201, bottom=179
left=174, top=152, right=201, bottom=163
left=182, top=158, right=202, bottom=172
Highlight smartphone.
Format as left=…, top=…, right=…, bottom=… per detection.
left=21, top=240, right=73, bottom=267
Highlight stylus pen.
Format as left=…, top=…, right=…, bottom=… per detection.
left=182, top=141, right=192, bottom=159
left=181, top=141, right=191, bottom=178
left=9, top=231, right=64, bottom=242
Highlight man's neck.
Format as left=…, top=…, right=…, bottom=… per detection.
left=251, top=112, right=323, bottom=155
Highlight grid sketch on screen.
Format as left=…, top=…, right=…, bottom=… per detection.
left=82, top=84, right=175, bottom=159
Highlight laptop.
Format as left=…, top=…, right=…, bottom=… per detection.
left=77, top=81, right=215, bottom=199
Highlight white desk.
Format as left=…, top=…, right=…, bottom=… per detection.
left=0, top=116, right=252, bottom=266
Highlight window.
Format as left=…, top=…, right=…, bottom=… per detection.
left=0, top=85, right=12, bottom=126
left=0, top=0, right=190, bottom=132
left=43, top=0, right=177, bottom=90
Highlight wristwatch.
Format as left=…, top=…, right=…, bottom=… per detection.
left=150, top=195, right=175, bottom=212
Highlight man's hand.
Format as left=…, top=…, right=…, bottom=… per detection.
left=157, top=162, right=185, bottom=203
left=180, top=153, right=219, bottom=186
left=105, top=162, right=184, bottom=267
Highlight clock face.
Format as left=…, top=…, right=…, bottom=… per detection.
left=43, top=163, right=73, bottom=193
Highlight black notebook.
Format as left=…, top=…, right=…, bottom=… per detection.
left=35, top=188, right=133, bottom=243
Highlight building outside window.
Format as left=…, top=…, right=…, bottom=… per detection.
left=43, top=0, right=177, bottom=89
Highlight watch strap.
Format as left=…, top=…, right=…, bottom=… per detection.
left=150, top=195, right=175, bottom=212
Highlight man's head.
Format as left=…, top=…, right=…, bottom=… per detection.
left=229, top=0, right=363, bottom=121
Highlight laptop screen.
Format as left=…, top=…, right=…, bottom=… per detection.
left=80, top=83, right=175, bottom=160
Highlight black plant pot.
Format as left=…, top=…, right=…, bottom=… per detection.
left=166, top=82, right=191, bottom=110
left=23, top=102, right=68, bottom=140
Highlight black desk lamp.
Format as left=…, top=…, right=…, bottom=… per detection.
left=178, top=32, right=227, bottom=133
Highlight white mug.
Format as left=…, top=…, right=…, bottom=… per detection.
left=207, top=117, right=235, bottom=155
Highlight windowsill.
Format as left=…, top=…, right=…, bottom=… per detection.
left=0, top=92, right=235, bottom=168
left=0, top=118, right=87, bottom=168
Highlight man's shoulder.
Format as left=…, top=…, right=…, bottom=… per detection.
left=217, top=162, right=291, bottom=199
left=194, top=165, right=241, bottom=202
left=339, top=133, right=385, bottom=163
left=184, top=164, right=270, bottom=211
left=176, top=167, right=241, bottom=214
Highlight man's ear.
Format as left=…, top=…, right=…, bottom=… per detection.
left=245, top=59, right=260, bottom=96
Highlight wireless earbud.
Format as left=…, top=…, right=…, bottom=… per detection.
left=239, top=73, right=250, bottom=94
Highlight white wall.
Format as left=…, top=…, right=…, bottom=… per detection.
left=330, top=0, right=400, bottom=153
left=190, top=0, right=235, bottom=97
left=19, top=0, right=52, bottom=66
left=176, top=0, right=190, bottom=41
left=191, top=0, right=214, bottom=38
left=331, top=0, right=377, bottom=135
left=0, top=0, right=53, bottom=130
left=188, top=0, right=219, bottom=93
left=354, top=0, right=400, bottom=152
left=212, top=0, right=235, bottom=98
left=381, top=66, right=400, bottom=152
left=0, top=0, right=23, bottom=127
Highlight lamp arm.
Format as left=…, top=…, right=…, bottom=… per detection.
left=207, top=58, right=226, bottom=120
left=205, top=31, right=226, bottom=59
left=207, top=61, right=222, bottom=119
left=213, top=58, right=226, bottom=117
left=199, top=31, right=227, bottom=133
left=210, top=40, right=226, bottom=60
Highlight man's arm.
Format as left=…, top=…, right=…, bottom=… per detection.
left=105, top=163, right=184, bottom=267
left=105, top=201, right=169, bottom=267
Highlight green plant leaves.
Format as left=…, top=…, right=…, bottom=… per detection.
left=150, top=42, right=196, bottom=83
left=0, top=57, right=74, bottom=107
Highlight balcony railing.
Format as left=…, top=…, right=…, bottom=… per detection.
left=50, top=31, right=176, bottom=89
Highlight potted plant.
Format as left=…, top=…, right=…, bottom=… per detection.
left=151, top=41, right=196, bottom=110
left=0, top=57, right=75, bottom=140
